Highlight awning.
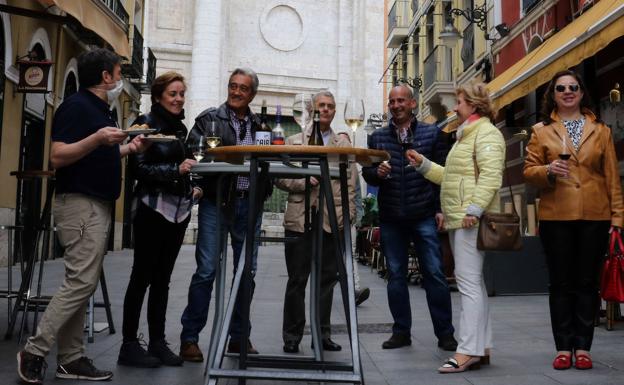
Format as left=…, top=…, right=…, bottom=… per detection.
left=38, top=0, right=130, bottom=58
left=488, top=0, right=624, bottom=110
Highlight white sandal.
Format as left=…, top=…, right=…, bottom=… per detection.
left=437, top=356, right=482, bottom=373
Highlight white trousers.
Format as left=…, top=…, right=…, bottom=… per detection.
left=448, top=227, right=492, bottom=356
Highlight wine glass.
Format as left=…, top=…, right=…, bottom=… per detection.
left=193, top=136, right=205, bottom=162
left=206, top=122, right=221, bottom=147
left=380, top=143, right=392, bottom=180
left=292, top=93, right=313, bottom=138
left=401, top=128, right=415, bottom=169
left=344, top=98, right=365, bottom=137
left=559, top=135, right=570, bottom=178
left=191, top=136, right=205, bottom=180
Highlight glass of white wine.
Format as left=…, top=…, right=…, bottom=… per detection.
left=193, top=136, right=205, bottom=162
left=191, top=136, right=205, bottom=180
left=205, top=121, right=221, bottom=162
left=344, top=98, right=365, bottom=143
left=292, top=93, right=313, bottom=140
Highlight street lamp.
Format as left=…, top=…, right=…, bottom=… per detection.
left=365, top=113, right=387, bottom=135
left=440, top=2, right=503, bottom=46
left=448, top=3, right=488, bottom=32
left=439, top=19, right=462, bottom=47
left=364, top=119, right=376, bottom=135
left=397, top=75, right=423, bottom=91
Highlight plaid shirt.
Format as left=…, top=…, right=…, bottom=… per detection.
left=229, top=109, right=253, bottom=191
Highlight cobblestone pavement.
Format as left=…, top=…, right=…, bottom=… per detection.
left=1, top=244, right=623, bottom=384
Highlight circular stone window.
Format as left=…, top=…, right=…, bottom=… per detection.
left=260, top=3, right=306, bottom=52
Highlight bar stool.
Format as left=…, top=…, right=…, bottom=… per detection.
left=4, top=171, right=115, bottom=342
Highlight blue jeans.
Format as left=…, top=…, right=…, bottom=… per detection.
left=180, top=197, right=262, bottom=343
left=380, top=217, right=454, bottom=339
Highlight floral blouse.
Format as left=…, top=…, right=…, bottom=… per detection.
left=563, top=117, right=585, bottom=151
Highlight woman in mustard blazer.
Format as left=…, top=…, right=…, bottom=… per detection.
left=524, top=70, right=624, bottom=371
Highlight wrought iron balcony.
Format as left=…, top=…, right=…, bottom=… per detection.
left=423, top=45, right=452, bottom=91
left=100, top=0, right=129, bottom=27
left=123, top=26, right=144, bottom=79
left=139, top=48, right=157, bottom=93
left=387, top=1, right=412, bottom=48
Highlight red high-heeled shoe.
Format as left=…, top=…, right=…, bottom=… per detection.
left=574, top=353, right=592, bottom=370
left=552, top=354, right=572, bottom=370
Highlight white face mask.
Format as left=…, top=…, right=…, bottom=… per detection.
left=106, top=80, right=124, bottom=103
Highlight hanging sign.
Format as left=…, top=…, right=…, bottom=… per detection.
left=17, top=60, right=53, bottom=93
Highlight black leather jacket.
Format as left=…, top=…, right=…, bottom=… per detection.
left=129, top=106, right=192, bottom=198
left=187, top=102, right=272, bottom=204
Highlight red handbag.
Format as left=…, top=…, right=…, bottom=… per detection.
left=600, top=230, right=624, bottom=302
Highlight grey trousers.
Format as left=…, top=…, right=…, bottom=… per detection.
left=24, top=193, right=111, bottom=364
left=282, top=230, right=339, bottom=344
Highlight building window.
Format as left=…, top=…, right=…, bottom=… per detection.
left=63, top=72, right=78, bottom=99
left=461, top=22, right=474, bottom=70
left=523, top=0, right=543, bottom=14
left=401, top=44, right=408, bottom=79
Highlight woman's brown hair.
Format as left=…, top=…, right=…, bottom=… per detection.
left=151, top=71, right=186, bottom=105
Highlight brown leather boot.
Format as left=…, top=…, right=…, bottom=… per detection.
left=179, top=342, right=203, bottom=362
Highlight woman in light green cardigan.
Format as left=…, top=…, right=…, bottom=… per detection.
left=406, top=80, right=505, bottom=373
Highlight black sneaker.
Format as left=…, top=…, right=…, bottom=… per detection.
left=148, top=339, right=183, bottom=366
left=118, top=340, right=161, bottom=368
left=17, top=350, right=47, bottom=384
left=355, top=287, right=370, bottom=306
left=56, top=357, right=113, bottom=381
left=382, top=333, right=412, bottom=349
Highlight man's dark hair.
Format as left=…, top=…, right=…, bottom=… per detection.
left=77, top=48, right=121, bottom=88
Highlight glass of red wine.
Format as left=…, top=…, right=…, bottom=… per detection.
left=401, top=128, right=415, bottom=169
left=559, top=135, right=570, bottom=178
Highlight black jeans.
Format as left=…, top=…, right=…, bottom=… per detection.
left=539, top=220, right=609, bottom=351
left=282, top=229, right=339, bottom=344
left=122, top=201, right=190, bottom=342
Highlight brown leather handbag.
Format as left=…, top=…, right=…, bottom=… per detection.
left=472, top=133, right=522, bottom=252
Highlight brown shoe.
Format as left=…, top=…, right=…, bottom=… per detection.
left=227, top=339, right=259, bottom=354
left=179, top=341, right=203, bottom=362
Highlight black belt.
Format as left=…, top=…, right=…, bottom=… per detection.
left=235, top=190, right=249, bottom=199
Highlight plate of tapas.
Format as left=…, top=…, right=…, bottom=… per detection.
left=146, top=134, right=178, bottom=142
left=122, top=124, right=157, bottom=135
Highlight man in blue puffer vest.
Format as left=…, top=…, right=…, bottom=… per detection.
left=362, top=85, right=457, bottom=351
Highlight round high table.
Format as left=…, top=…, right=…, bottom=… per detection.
left=192, top=145, right=387, bottom=385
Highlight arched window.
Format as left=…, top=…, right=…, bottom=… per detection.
left=63, top=72, right=78, bottom=99
left=61, top=58, right=79, bottom=102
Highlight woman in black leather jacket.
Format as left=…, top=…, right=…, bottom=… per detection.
left=118, top=72, right=201, bottom=368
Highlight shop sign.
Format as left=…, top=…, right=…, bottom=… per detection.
left=17, top=60, right=53, bottom=93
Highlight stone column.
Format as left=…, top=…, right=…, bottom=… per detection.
left=188, top=0, right=225, bottom=121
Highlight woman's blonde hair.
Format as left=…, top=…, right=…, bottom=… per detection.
left=455, top=80, right=495, bottom=122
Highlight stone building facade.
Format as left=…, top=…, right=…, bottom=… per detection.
left=143, top=0, right=385, bottom=241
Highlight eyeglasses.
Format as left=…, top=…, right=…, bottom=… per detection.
left=555, top=84, right=580, bottom=93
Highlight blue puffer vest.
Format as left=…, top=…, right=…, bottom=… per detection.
left=362, top=119, right=446, bottom=222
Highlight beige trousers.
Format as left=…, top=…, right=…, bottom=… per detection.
left=24, top=193, right=111, bottom=364
left=448, top=227, right=492, bottom=356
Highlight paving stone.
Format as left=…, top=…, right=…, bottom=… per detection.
left=0, top=244, right=623, bottom=384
